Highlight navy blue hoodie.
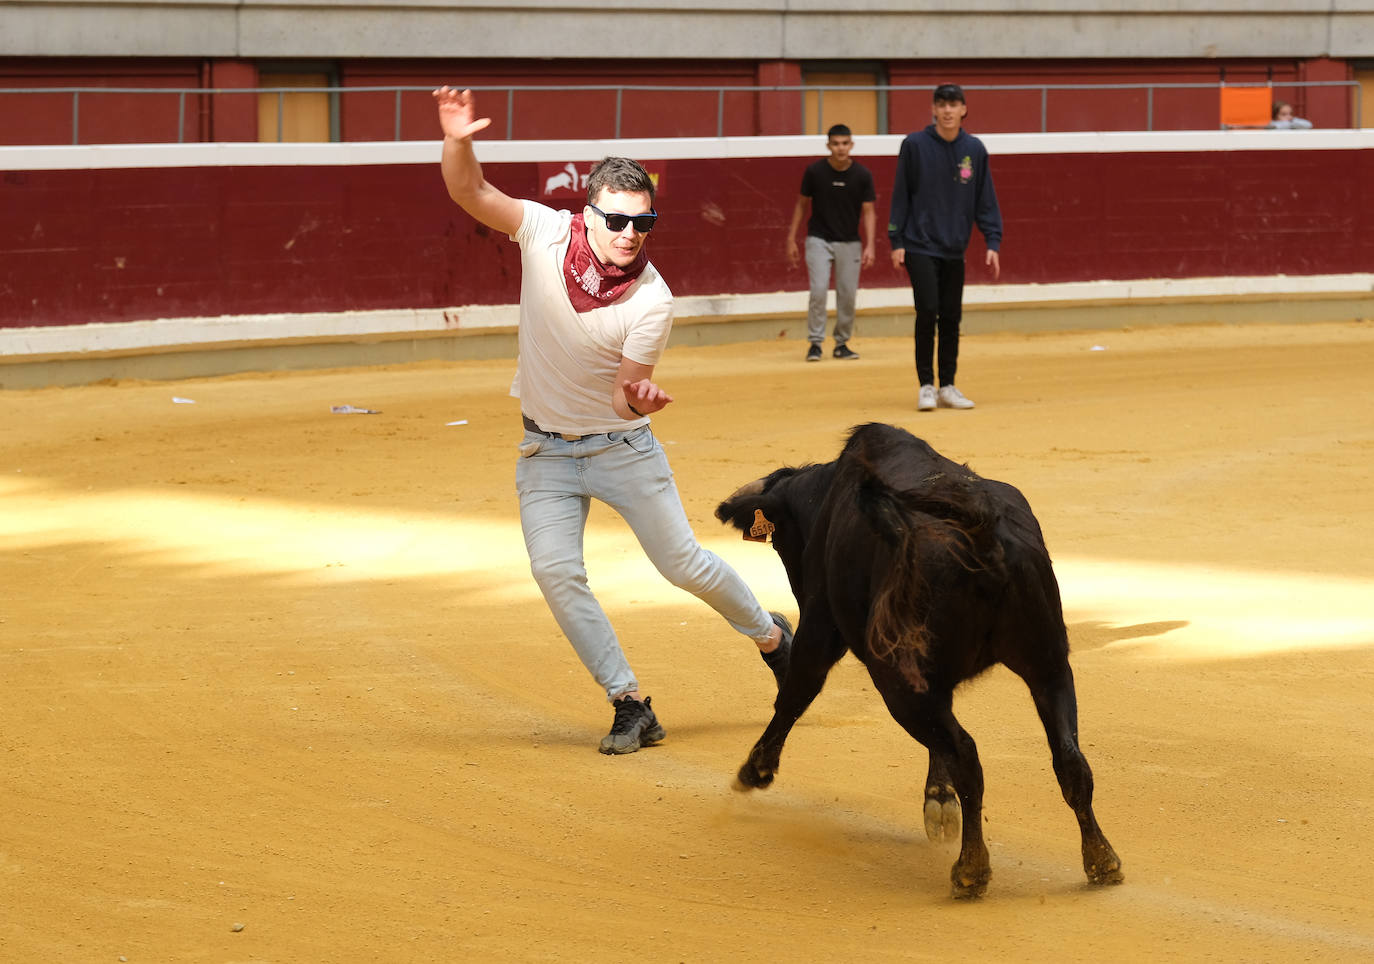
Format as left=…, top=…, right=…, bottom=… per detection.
left=888, top=124, right=1002, bottom=259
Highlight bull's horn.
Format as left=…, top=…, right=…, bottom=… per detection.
left=726, top=477, right=767, bottom=501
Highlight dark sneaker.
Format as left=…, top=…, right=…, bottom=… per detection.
left=832, top=344, right=860, bottom=360
left=599, top=696, right=665, bottom=755
left=806, top=344, right=823, bottom=362
left=761, top=612, right=793, bottom=689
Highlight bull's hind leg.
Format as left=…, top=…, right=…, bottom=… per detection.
left=876, top=685, right=991, bottom=898
left=933, top=718, right=990, bottom=898
left=1025, top=666, right=1124, bottom=886
left=735, top=616, right=847, bottom=791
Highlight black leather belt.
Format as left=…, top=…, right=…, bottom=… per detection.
left=522, top=414, right=586, bottom=441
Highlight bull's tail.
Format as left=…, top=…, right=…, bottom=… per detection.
left=855, top=459, right=1003, bottom=690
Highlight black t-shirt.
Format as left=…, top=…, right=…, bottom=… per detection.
left=800, top=158, right=876, bottom=243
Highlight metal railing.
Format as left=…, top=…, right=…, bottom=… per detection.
left=0, top=80, right=1361, bottom=145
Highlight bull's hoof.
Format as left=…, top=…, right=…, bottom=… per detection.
left=923, top=796, right=961, bottom=843
left=1086, top=856, right=1125, bottom=886
left=1084, top=839, right=1124, bottom=885
left=950, top=865, right=991, bottom=900
left=733, top=761, right=775, bottom=791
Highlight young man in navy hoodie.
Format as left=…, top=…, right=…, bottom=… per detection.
left=888, top=83, right=1003, bottom=411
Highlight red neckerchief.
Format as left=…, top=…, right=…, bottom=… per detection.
left=562, top=212, right=648, bottom=312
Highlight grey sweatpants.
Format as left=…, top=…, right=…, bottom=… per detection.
left=805, top=236, right=861, bottom=346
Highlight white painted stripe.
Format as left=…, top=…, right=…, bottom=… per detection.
left=4, top=129, right=1373, bottom=171
left=4, top=274, right=1370, bottom=359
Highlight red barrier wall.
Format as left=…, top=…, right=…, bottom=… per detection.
left=2, top=144, right=1371, bottom=329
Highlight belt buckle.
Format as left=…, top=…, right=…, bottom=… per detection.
left=558, top=432, right=582, bottom=442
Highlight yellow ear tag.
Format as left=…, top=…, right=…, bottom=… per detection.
left=745, top=509, right=776, bottom=543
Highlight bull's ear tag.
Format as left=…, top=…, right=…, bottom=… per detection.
left=746, top=509, right=776, bottom=543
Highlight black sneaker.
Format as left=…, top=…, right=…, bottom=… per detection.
left=599, top=696, right=665, bottom=755
left=832, top=344, right=860, bottom=360
left=806, top=344, right=823, bottom=362
left=760, top=612, right=793, bottom=689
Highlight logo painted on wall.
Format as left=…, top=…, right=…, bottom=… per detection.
left=538, top=162, right=666, bottom=199
left=540, top=162, right=588, bottom=198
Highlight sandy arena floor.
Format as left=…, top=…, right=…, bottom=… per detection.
left=3, top=320, right=1373, bottom=962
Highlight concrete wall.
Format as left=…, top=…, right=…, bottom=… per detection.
left=4, top=2, right=1374, bottom=60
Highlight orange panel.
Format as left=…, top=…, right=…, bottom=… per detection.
left=1219, top=86, right=1272, bottom=128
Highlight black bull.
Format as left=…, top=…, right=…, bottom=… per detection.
left=715, top=423, right=1123, bottom=898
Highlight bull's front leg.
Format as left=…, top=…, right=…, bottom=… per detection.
left=734, top=617, right=844, bottom=791
left=734, top=709, right=802, bottom=790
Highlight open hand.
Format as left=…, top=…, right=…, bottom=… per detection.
left=986, top=249, right=1001, bottom=280
left=623, top=378, right=674, bottom=416
left=433, top=86, right=492, bottom=141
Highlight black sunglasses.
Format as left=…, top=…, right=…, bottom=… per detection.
left=589, top=204, right=658, bottom=233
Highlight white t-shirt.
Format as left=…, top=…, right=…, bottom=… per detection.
left=510, top=199, right=674, bottom=435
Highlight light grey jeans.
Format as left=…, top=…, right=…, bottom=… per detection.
left=515, top=423, right=776, bottom=701
left=805, top=235, right=862, bottom=346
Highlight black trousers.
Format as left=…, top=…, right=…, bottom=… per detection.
left=903, top=252, right=965, bottom=387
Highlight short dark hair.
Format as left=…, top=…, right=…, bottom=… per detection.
left=586, top=156, right=655, bottom=206
left=1272, top=100, right=1290, bottom=119
left=827, top=124, right=852, bottom=139
left=933, top=83, right=966, bottom=104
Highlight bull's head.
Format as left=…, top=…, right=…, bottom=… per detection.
left=715, top=462, right=837, bottom=603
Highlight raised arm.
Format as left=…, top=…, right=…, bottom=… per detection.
left=434, top=86, right=524, bottom=237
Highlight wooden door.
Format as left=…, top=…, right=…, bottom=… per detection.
left=803, top=72, right=879, bottom=136
left=258, top=72, right=331, bottom=142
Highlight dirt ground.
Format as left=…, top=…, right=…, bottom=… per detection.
left=3, top=319, right=1373, bottom=963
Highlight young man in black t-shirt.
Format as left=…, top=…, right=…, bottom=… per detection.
left=785, top=124, right=877, bottom=362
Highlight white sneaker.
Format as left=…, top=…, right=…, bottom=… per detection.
left=917, top=384, right=937, bottom=411
left=937, top=385, right=975, bottom=409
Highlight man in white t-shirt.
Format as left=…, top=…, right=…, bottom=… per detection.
left=434, top=87, right=792, bottom=754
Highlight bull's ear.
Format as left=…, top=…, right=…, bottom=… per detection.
left=715, top=476, right=767, bottom=529
left=716, top=497, right=779, bottom=545
left=714, top=495, right=750, bottom=530
left=717, top=467, right=800, bottom=539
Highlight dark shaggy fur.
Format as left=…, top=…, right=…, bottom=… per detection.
left=716, top=423, right=1123, bottom=898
